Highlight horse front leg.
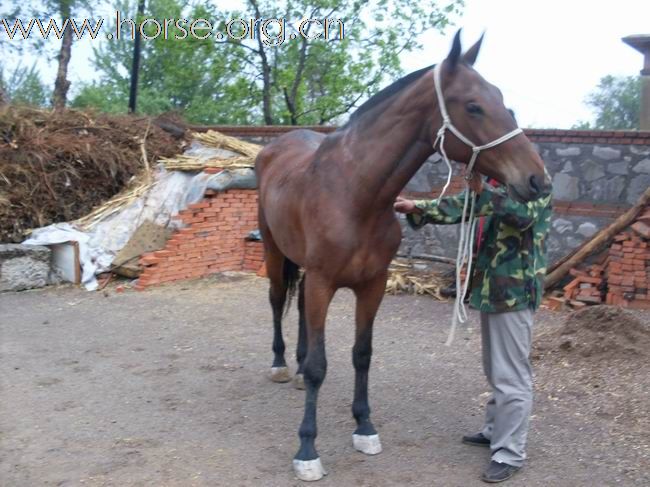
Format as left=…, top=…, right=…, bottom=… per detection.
left=350, top=272, right=388, bottom=456
left=293, top=273, right=334, bottom=481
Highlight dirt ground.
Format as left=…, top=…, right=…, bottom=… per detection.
left=1, top=274, right=649, bottom=486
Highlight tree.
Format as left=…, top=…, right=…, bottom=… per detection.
left=574, top=75, right=640, bottom=130
left=2, top=0, right=94, bottom=109
left=73, top=0, right=256, bottom=123
left=0, top=64, right=49, bottom=106
left=74, top=0, right=462, bottom=124
left=218, top=0, right=462, bottom=125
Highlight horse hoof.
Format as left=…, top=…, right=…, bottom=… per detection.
left=270, top=366, right=291, bottom=383
left=353, top=434, right=382, bottom=455
left=293, top=458, right=327, bottom=481
left=293, top=373, right=305, bottom=390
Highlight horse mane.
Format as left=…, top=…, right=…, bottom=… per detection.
left=343, top=64, right=435, bottom=128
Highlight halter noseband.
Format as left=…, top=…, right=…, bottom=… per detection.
left=432, top=63, right=523, bottom=180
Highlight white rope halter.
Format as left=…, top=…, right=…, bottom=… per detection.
left=430, top=63, right=523, bottom=346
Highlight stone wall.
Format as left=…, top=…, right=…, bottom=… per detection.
left=400, top=137, right=650, bottom=262
left=0, top=244, right=52, bottom=292
left=211, top=126, right=650, bottom=263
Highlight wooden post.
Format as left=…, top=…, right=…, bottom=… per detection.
left=128, top=0, right=146, bottom=114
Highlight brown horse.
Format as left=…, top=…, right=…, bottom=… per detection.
left=255, top=31, right=549, bottom=481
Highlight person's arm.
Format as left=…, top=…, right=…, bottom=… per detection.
left=406, top=192, right=470, bottom=229
left=473, top=186, right=552, bottom=230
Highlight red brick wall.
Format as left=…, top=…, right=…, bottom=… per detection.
left=135, top=188, right=264, bottom=290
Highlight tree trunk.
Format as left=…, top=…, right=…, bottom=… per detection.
left=0, top=86, right=6, bottom=106
left=544, top=186, right=650, bottom=290
left=284, top=36, right=309, bottom=125
left=52, top=8, right=73, bottom=111
left=249, top=0, right=273, bottom=124
left=260, top=54, right=273, bottom=124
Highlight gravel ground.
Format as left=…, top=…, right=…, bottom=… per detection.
left=1, top=274, right=649, bottom=486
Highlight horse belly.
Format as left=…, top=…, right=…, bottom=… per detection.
left=315, top=217, right=402, bottom=286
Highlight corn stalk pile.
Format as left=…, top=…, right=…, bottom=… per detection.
left=386, top=259, right=452, bottom=299
left=159, top=130, right=261, bottom=171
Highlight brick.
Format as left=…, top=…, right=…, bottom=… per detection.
left=153, top=250, right=174, bottom=258
left=188, top=201, right=210, bottom=210
left=626, top=299, right=650, bottom=310
left=140, top=256, right=162, bottom=266
left=575, top=295, right=602, bottom=304
left=578, top=276, right=603, bottom=285
left=569, top=268, right=588, bottom=278
left=630, top=221, right=650, bottom=239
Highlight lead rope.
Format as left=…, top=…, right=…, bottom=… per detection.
left=430, top=64, right=523, bottom=346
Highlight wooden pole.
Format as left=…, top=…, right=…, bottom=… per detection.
left=128, top=0, right=146, bottom=114
left=544, top=187, right=650, bottom=290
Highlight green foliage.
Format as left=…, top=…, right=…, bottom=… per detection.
left=73, top=0, right=257, bottom=123
left=218, top=0, right=462, bottom=124
left=0, top=64, right=48, bottom=106
left=2, top=0, right=95, bottom=107
left=574, top=75, right=640, bottom=130
left=73, top=0, right=462, bottom=124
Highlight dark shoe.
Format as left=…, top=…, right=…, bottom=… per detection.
left=481, top=461, right=521, bottom=483
left=462, top=432, right=490, bottom=447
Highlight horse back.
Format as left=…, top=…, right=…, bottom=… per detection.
left=255, top=129, right=326, bottom=184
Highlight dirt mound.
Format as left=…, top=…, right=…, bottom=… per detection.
left=534, top=305, right=650, bottom=360
left=0, top=106, right=184, bottom=242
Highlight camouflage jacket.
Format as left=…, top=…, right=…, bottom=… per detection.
left=407, top=187, right=552, bottom=313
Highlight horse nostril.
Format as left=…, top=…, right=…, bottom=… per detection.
left=529, top=174, right=552, bottom=197
left=529, top=175, right=541, bottom=195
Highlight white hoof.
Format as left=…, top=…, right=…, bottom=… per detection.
left=270, top=366, right=291, bottom=383
left=293, top=373, right=305, bottom=390
left=353, top=434, right=382, bottom=455
left=293, top=458, right=327, bottom=481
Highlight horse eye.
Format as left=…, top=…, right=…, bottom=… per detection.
left=466, top=102, right=483, bottom=115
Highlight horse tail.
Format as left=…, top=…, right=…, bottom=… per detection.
left=282, top=257, right=301, bottom=316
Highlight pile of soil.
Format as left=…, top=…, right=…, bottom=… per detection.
left=532, top=308, right=650, bottom=462
left=534, top=305, right=650, bottom=361
left=0, top=106, right=184, bottom=242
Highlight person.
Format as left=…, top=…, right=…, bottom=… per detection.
left=394, top=173, right=552, bottom=483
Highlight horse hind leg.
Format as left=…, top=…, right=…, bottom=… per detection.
left=293, top=274, right=306, bottom=390
left=263, top=238, right=294, bottom=383
left=350, top=272, right=388, bottom=456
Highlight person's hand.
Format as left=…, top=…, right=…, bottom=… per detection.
left=466, top=171, right=484, bottom=194
left=394, top=197, right=420, bottom=214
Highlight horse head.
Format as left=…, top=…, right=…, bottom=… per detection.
left=433, top=30, right=551, bottom=202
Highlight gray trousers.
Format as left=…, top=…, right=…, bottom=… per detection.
left=480, top=308, right=534, bottom=467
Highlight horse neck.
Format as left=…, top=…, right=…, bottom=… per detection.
left=339, top=75, right=438, bottom=211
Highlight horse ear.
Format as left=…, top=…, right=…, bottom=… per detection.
left=463, top=32, right=485, bottom=66
left=445, top=29, right=463, bottom=69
